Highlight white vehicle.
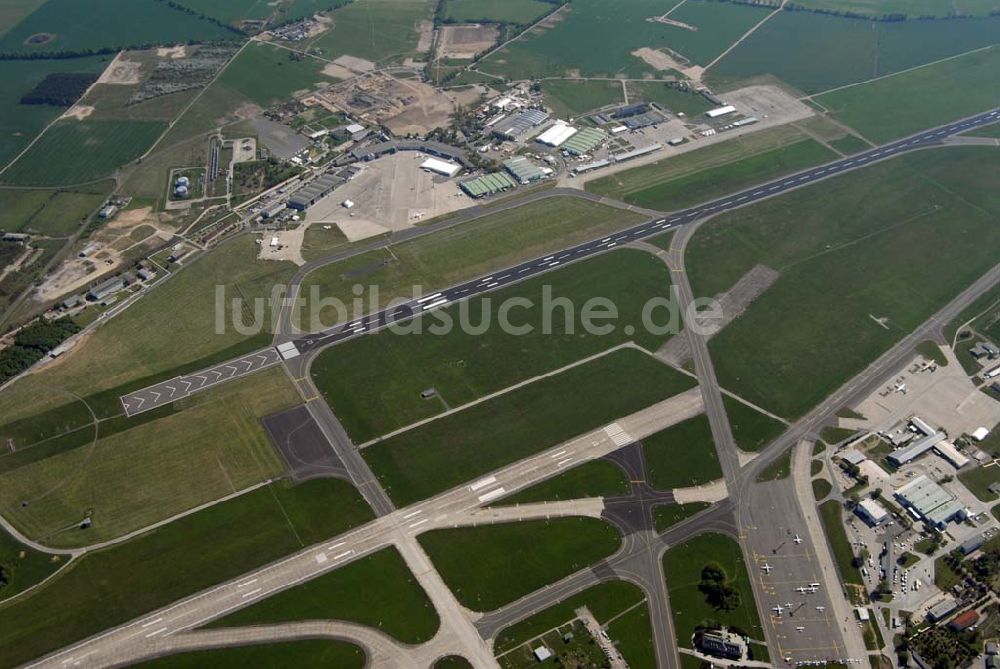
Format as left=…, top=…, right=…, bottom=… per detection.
left=862, top=568, right=869, bottom=578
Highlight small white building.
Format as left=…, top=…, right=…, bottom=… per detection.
left=706, top=105, right=737, bottom=118
left=972, top=427, right=991, bottom=441
left=420, top=157, right=461, bottom=177
left=856, top=498, right=889, bottom=527
left=533, top=646, right=552, bottom=661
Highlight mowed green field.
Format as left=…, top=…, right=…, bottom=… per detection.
left=687, top=147, right=1000, bottom=418
left=541, top=79, right=623, bottom=117
left=478, top=0, right=771, bottom=79
left=966, top=122, right=1000, bottom=139
left=0, top=477, right=374, bottom=668
left=644, top=414, right=722, bottom=489
left=662, top=533, right=764, bottom=645
left=724, top=396, right=786, bottom=452
left=299, top=0, right=435, bottom=65
left=133, top=642, right=365, bottom=669
left=0, top=185, right=110, bottom=236
left=0, top=236, right=296, bottom=426
left=419, top=518, right=621, bottom=611
left=814, top=45, right=1000, bottom=142
left=0, top=0, right=237, bottom=54
left=495, top=459, right=630, bottom=505
left=209, top=547, right=439, bottom=643
left=0, top=55, right=110, bottom=169
left=311, top=249, right=674, bottom=441
left=0, top=526, right=65, bottom=603
left=362, top=348, right=696, bottom=506
left=1, top=120, right=165, bottom=186
left=708, top=12, right=1000, bottom=95
left=0, top=366, right=299, bottom=547
left=296, top=196, right=644, bottom=330
left=586, top=124, right=814, bottom=202
left=444, top=0, right=555, bottom=24
left=789, top=0, right=1000, bottom=18
left=819, top=500, right=863, bottom=587
left=216, top=41, right=331, bottom=108
left=610, top=138, right=836, bottom=211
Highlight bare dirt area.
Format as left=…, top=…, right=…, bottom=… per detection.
left=258, top=228, right=306, bottom=265
left=632, top=47, right=703, bottom=83
left=416, top=19, right=435, bottom=53
left=646, top=16, right=697, bottom=30
left=332, top=54, right=376, bottom=74
left=321, top=62, right=354, bottom=80
left=62, top=104, right=95, bottom=121
left=317, top=72, right=457, bottom=136
left=437, top=24, right=498, bottom=60
left=303, top=152, right=473, bottom=241
left=96, top=53, right=142, bottom=85
left=156, top=45, right=187, bottom=59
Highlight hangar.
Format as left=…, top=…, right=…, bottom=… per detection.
left=420, top=157, right=462, bottom=177
left=536, top=122, right=577, bottom=147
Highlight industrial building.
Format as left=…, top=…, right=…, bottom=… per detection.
left=420, top=157, right=462, bottom=177
left=560, top=127, right=607, bottom=156
left=503, top=156, right=546, bottom=183
left=460, top=172, right=516, bottom=198
left=349, top=140, right=472, bottom=169
left=888, top=431, right=945, bottom=466
left=926, top=598, right=958, bottom=622
left=623, top=109, right=667, bottom=130
left=613, top=103, right=650, bottom=119
left=970, top=342, right=999, bottom=359
left=959, top=533, right=986, bottom=555
left=840, top=448, right=866, bottom=467
left=855, top=498, right=889, bottom=527
left=492, top=109, right=549, bottom=140
left=288, top=172, right=344, bottom=210
left=536, top=121, right=577, bottom=147
left=933, top=439, right=969, bottom=469
left=698, top=630, right=745, bottom=660
left=706, top=105, right=737, bottom=118
left=894, top=475, right=966, bottom=529
left=87, top=276, right=126, bottom=302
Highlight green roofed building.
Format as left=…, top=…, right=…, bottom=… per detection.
left=503, top=156, right=547, bottom=183
left=561, top=128, right=607, bottom=156
left=460, top=172, right=517, bottom=198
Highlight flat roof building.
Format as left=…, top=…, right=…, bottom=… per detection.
left=841, top=448, right=866, bottom=466
left=536, top=121, right=577, bottom=147
left=706, top=104, right=737, bottom=118
left=888, top=431, right=945, bottom=467
left=561, top=127, right=607, bottom=156
left=895, top=475, right=966, bottom=529
left=288, top=172, right=343, bottom=210
left=459, top=172, right=517, bottom=198
left=420, top=157, right=461, bottom=177
left=856, top=498, right=889, bottom=527
left=492, top=109, right=549, bottom=140
left=87, top=276, right=125, bottom=302
left=503, top=156, right=546, bottom=183
left=698, top=630, right=745, bottom=660
left=926, top=598, right=957, bottom=622
left=933, top=439, right=969, bottom=469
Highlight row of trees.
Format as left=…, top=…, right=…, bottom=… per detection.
left=19, top=72, right=97, bottom=107
left=0, top=318, right=81, bottom=386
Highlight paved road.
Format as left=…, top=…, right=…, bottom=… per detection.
left=118, top=108, right=999, bottom=410
left=121, top=348, right=281, bottom=416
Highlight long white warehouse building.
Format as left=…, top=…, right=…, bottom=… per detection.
left=536, top=122, right=578, bottom=147
left=706, top=105, right=737, bottom=118
left=420, top=157, right=462, bottom=177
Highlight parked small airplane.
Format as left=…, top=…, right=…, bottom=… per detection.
left=761, top=563, right=773, bottom=574
left=815, top=606, right=825, bottom=612
left=772, top=605, right=784, bottom=616
left=794, top=534, right=803, bottom=544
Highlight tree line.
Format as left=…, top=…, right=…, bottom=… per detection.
left=0, top=318, right=81, bottom=386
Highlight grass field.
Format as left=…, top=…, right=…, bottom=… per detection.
left=435, top=656, right=473, bottom=669
left=419, top=518, right=621, bottom=611
left=299, top=0, right=435, bottom=65
left=662, top=533, right=764, bottom=645
left=133, top=641, right=365, bottom=669
left=311, top=249, right=673, bottom=440
left=0, top=526, right=65, bottom=603
left=0, top=0, right=237, bottom=54
left=789, top=0, right=1000, bottom=18
left=0, top=0, right=45, bottom=37
left=0, top=55, right=111, bottom=169
left=216, top=41, right=330, bottom=108
left=477, top=0, right=771, bottom=79
left=297, top=197, right=644, bottom=329
left=812, top=477, right=833, bottom=500
left=362, top=349, right=695, bottom=506
left=0, top=184, right=110, bottom=236
left=443, top=0, right=555, bottom=24
left=959, top=465, right=1000, bottom=502
left=724, top=396, right=786, bottom=452
left=625, top=81, right=714, bottom=117
left=209, top=547, right=438, bottom=643
left=0, top=366, right=299, bottom=547
left=708, top=12, right=1000, bottom=95
left=945, top=282, right=1000, bottom=343
left=687, top=147, right=1000, bottom=418
left=829, top=133, right=871, bottom=155
left=1, top=120, right=165, bottom=186
left=495, top=459, right=630, bottom=505
left=819, top=500, right=864, bottom=587
left=0, top=236, right=296, bottom=426
left=541, top=79, right=623, bottom=117
left=966, top=122, right=1000, bottom=139
left=644, top=415, right=722, bottom=490
left=756, top=446, right=793, bottom=481
left=654, top=501, right=709, bottom=533
left=604, top=138, right=835, bottom=212
left=814, top=45, right=1000, bottom=143
left=0, top=478, right=373, bottom=668
left=586, top=124, right=811, bottom=202
left=170, top=0, right=277, bottom=26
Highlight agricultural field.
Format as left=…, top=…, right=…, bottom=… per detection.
left=788, top=0, right=1000, bottom=18
left=296, top=197, right=644, bottom=330
left=0, top=185, right=109, bottom=236
left=586, top=124, right=818, bottom=203
left=419, top=518, right=621, bottom=611
left=495, top=459, right=630, bottom=505
left=0, top=236, right=295, bottom=427
left=708, top=12, right=1000, bottom=95
left=1, top=120, right=165, bottom=186
left=0, top=366, right=299, bottom=547
left=208, top=548, right=439, bottom=643
left=662, top=533, right=764, bottom=647
left=216, top=41, right=330, bottom=108
left=0, top=55, right=110, bottom=169
left=298, top=0, right=436, bottom=65
left=477, top=0, right=771, bottom=79
left=442, top=0, right=556, bottom=24
left=0, top=0, right=239, bottom=55
left=644, top=414, right=723, bottom=490
left=814, top=45, right=1000, bottom=142
left=133, top=642, right=365, bottom=669
left=361, top=348, right=696, bottom=506
left=0, top=478, right=374, bottom=668
left=170, top=0, right=278, bottom=26
left=540, top=79, right=623, bottom=117
left=687, top=147, right=1000, bottom=418
left=608, top=138, right=835, bottom=211
left=311, top=249, right=674, bottom=440
left=0, top=0, right=46, bottom=37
